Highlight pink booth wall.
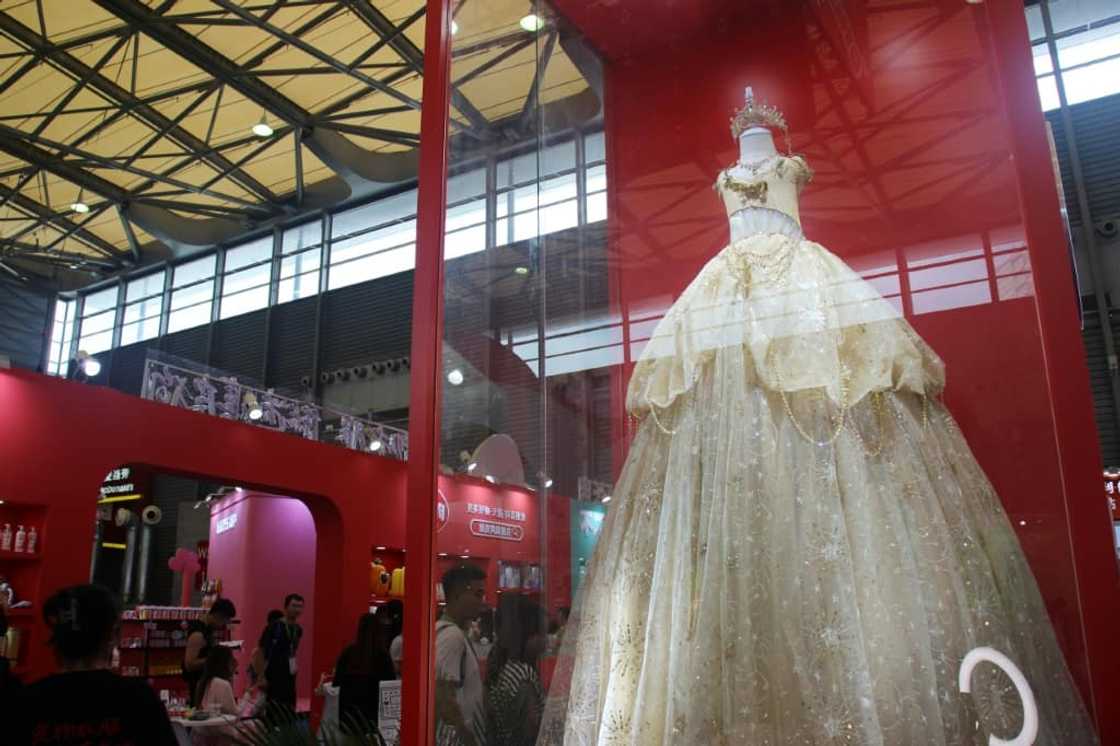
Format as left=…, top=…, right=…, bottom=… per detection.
left=208, top=491, right=317, bottom=702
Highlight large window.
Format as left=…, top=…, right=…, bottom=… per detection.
left=65, top=129, right=609, bottom=352
left=1028, top=2, right=1120, bottom=110
left=220, top=236, right=272, bottom=319
left=120, top=271, right=165, bottom=345
left=585, top=130, right=607, bottom=222
left=78, top=286, right=119, bottom=355
left=279, top=222, right=322, bottom=303
left=496, top=140, right=580, bottom=246
left=168, top=255, right=216, bottom=333
left=47, top=298, right=75, bottom=376
left=445, top=168, right=487, bottom=259
left=329, top=191, right=418, bottom=290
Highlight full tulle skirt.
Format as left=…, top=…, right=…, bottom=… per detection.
left=537, top=355, right=1099, bottom=745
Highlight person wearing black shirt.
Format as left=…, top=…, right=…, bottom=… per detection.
left=182, top=597, right=236, bottom=707
left=334, top=612, right=396, bottom=728
left=13, top=584, right=177, bottom=746
left=263, top=593, right=304, bottom=711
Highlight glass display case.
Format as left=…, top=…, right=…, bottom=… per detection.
left=404, top=1, right=1120, bottom=744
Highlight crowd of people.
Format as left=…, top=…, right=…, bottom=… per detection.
left=0, top=562, right=564, bottom=746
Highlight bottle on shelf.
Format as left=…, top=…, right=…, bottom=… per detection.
left=0, top=523, right=10, bottom=552
left=13, top=525, right=26, bottom=554
left=26, top=527, right=37, bottom=554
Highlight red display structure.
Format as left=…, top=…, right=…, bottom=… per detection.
left=538, top=0, right=1120, bottom=742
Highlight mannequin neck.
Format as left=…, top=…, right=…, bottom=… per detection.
left=738, top=127, right=778, bottom=165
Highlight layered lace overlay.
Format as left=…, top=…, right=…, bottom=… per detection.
left=537, top=160, right=1099, bottom=745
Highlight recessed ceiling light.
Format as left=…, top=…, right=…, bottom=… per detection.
left=519, top=13, right=544, bottom=32
left=369, top=439, right=383, bottom=452
left=251, top=112, right=274, bottom=138
left=447, top=368, right=464, bottom=386
left=514, top=266, right=529, bottom=276
left=70, top=201, right=90, bottom=214
left=601, top=495, right=612, bottom=504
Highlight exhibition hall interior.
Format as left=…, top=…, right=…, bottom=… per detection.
left=2, top=0, right=1120, bottom=744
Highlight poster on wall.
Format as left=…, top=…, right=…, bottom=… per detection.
left=570, top=504, right=606, bottom=596
left=379, top=679, right=401, bottom=745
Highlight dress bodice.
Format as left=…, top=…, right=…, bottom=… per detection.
left=716, top=154, right=813, bottom=228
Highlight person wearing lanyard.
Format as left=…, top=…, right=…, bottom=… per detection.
left=263, top=593, right=304, bottom=712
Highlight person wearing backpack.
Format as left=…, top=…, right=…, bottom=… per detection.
left=435, top=564, right=488, bottom=746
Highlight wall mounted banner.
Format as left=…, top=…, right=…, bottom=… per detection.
left=469, top=519, right=524, bottom=542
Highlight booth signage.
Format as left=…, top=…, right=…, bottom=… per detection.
left=100, top=467, right=136, bottom=497
left=466, top=502, right=525, bottom=522
left=215, top=513, right=238, bottom=535
left=436, top=490, right=449, bottom=533
left=469, top=519, right=524, bottom=542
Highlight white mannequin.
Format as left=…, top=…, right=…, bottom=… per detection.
left=725, top=88, right=802, bottom=242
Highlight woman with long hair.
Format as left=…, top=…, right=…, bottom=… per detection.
left=13, top=584, right=177, bottom=744
left=334, top=611, right=396, bottom=729
left=193, top=645, right=239, bottom=745
left=486, top=594, right=547, bottom=746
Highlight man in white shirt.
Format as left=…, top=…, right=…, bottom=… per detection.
left=435, top=563, right=487, bottom=746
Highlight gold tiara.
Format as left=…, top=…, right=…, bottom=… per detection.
left=730, top=89, right=788, bottom=139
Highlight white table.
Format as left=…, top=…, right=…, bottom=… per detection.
left=170, top=714, right=238, bottom=746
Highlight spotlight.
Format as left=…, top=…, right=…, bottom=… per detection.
left=244, top=392, right=263, bottom=421
left=375, top=545, right=387, bottom=551
left=370, top=439, right=383, bottom=452
left=300, top=375, right=313, bottom=389
left=372, top=362, right=387, bottom=375
left=514, top=266, right=529, bottom=276
left=601, top=495, right=612, bottom=504
left=451, top=19, right=459, bottom=35
left=485, top=475, right=497, bottom=484
left=544, top=477, right=554, bottom=488
left=320, top=371, right=336, bottom=384
left=337, top=368, right=351, bottom=381
left=70, top=201, right=90, bottom=214
left=353, top=365, right=368, bottom=379
left=251, top=112, right=274, bottom=138
left=519, top=13, right=544, bottom=32
left=76, top=350, right=101, bottom=377
left=467, top=462, right=478, bottom=473
left=447, top=368, right=464, bottom=386
left=460, top=554, right=470, bottom=559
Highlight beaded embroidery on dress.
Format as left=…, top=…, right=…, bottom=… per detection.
left=536, top=151, right=1099, bottom=745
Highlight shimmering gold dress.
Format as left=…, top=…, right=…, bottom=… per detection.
left=538, top=155, right=1099, bottom=745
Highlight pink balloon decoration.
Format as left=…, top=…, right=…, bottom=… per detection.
left=168, top=547, right=201, bottom=575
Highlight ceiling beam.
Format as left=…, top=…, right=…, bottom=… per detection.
left=343, top=0, right=491, bottom=135
left=93, top=0, right=315, bottom=128
left=0, top=183, right=125, bottom=260
left=115, top=204, right=142, bottom=263
left=0, top=126, right=127, bottom=202
left=209, top=0, right=422, bottom=113
left=0, top=11, right=282, bottom=206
